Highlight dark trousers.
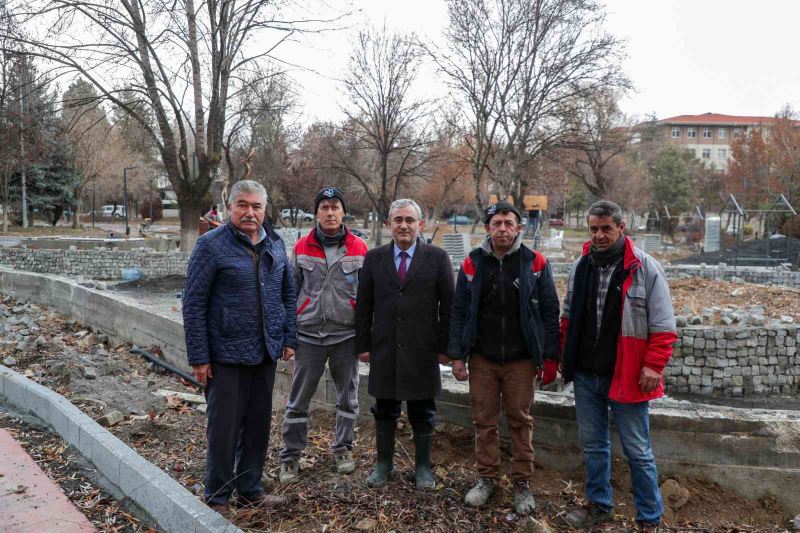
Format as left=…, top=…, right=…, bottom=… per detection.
left=371, top=397, right=436, bottom=433
left=204, top=357, right=276, bottom=504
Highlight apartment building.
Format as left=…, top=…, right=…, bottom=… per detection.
left=657, top=113, right=777, bottom=171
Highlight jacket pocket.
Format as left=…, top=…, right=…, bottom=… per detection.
left=623, top=284, right=648, bottom=339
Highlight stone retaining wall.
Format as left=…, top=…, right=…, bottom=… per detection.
left=548, top=261, right=800, bottom=287
left=0, top=248, right=189, bottom=280
left=667, top=325, right=799, bottom=396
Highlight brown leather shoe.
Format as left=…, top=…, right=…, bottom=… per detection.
left=234, top=493, right=285, bottom=509
left=207, top=502, right=233, bottom=518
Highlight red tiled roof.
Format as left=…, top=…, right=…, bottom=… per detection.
left=658, top=113, right=778, bottom=125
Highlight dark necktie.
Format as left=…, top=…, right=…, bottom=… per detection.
left=398, top=251, right=408, bottom=283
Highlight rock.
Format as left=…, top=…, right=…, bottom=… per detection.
left=34, top=336, right=47, bottom=347
left=74, top=330, right=89, bottom=339
left=781, top=315, right=795, bottom=324
left=689, top=315, right=702, bottom=325
left=720, top=316, right=733, bottom=326
left=78, top=334, right=98, bottom=350
left=354, top=518, right=378, bottom=531
left=82, top=366, right=98, bottom=380
left=2, top=356, right=17, bottom=366
left=190, top=483, right=204, bottom=496
left=96, top=281, right=107, bottom=290
left=792, top=514, right=800, bottom=530
left=95, top=333, right=109, bottom=345
left=44, top=339, right=66, bottom=352
left=97, top=410, right=124, bottom=427
left=517, top=518, right=553, bottom=533
left=675, top=316, right=687, bottom=327
left=14, top=342, right=28, bottom=353
left=660, top=479, right=690, bottom=509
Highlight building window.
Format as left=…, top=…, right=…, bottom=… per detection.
left=718, top=128, right=727, bottom=139
left=702, top=148, right=711, bottom=159
left=671, top=127, right=681, bottom=138
left=687, top=127, right=697, bottom=138
left=718, top=148, right=727, bottom=159
left=702, top=127, right=712, bottom=138
left=685, top=148, right=696, bottom=158
left=733, top=127, right=741, bottom=138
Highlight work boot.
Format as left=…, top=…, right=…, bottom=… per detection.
left=637, top=521, right=661, bottom=532
left=412, top=431, right=435, bottom=490
left=335, top=450, right=356, bottom=475
left=464, top=477, right=495, bottom=507
left=513, top=480, right=536, bottom=515
left=234, top=493, right=285, bottom=509
left=366, top=419, right=396, bottom=487
left=279, top=460, right=299, bottom=483
left=207, top=502, right=232, bottom=519
left=563, top=502, right=614, bottom=528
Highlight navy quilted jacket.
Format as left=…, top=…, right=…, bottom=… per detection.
left=183, top=221, right=298, bottom=366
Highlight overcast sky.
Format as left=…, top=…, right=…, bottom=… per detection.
left=274, top=0, right=800, bottom=125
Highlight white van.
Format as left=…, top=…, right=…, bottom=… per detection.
left=99, top=205, right=126, bottom=218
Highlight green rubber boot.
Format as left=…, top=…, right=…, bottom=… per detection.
left=366, top=420, right=396, bottom=487
left=413, top=431, right=435, bottom=490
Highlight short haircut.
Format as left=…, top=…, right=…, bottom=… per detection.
left=228, top=180, right=268, bottom=206
left=388, top=198, right=423, bottom=220
left=586, top=200, right=624, bottom=227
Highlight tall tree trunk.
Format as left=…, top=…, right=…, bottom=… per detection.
left=179, top=202, right=201, bottom=252
left=2, top=174, right=8, bottom=232
left=72, top=186, right=81, bottom=229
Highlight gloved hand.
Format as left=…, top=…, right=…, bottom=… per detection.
left=537, top=359, right=559, bottom=385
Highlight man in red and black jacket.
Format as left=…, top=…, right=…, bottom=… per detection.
left=278, top=187, right=368, bottom=483
left=560, top=200, right=676, bottom=531
left=448, top=201, right=560, bottom=515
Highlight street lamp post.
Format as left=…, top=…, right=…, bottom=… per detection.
left=91, top=181, right=96, bottom=229
left=123, top=166, right=137, bottom=237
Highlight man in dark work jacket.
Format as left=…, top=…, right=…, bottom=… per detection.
left=448, top=201, right=560, bottom=515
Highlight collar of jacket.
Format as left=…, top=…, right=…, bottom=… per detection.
left=307, top=224, right=356, bottom=250
left=581, top=235, right=640, bottom=271
left=226, top=220, right=278, bottom=248
left=480, top=231, right=523, bottom=259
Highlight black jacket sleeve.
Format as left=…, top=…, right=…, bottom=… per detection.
left=447, top=263, right=470, bottom=360
left=435, top=250, right=455, bottom=355
left=538, top=259, right=561, bottom=361
left=354, top=249, right=375, bottom=355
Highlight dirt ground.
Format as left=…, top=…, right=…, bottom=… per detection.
left=554, top=276, right=800, bottom=324
left=1, top=297, right=796, bottom=532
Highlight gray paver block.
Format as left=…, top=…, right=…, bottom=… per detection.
left=2, top=372, right=28, bottom=408
left=119, top=449, right=166, bottom=498
left=89, top=431, right=124, bottom=487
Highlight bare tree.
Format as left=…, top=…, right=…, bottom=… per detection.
left=332, top=24, right=433, bottom=245
left=2, top=1, right=346, bottom=250
left=430, top=0, right=628, bottom=224
left=552, top=89, right=634, bottom=198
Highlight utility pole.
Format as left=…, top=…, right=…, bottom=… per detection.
left=19, top=55, right=28, bottom=228
left=123, top=166, right=137, bottom=236
left=91, top=181, right=96, bottom=228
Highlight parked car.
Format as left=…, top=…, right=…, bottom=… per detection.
left=281, top=208, right=313, bottom=222
left=98, top=205, right=126, bottom=218
left=447, top=215, right=473, bottom=225
left=547, top=217, right=564, bottom=227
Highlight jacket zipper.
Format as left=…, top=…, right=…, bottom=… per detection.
left=248, top=248, right=266, bottom=339
left=499, top=255, right=505, bottom=363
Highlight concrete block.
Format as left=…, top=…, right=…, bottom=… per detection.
left=2, top=372, right=28, bottom=408
left=89, top=431, right=124, bottom=487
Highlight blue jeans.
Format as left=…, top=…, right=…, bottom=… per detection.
left=573, top=370, right=663, bottom=523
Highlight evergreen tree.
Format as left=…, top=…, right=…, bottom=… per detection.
left=651, top=146, right=693, bottom=212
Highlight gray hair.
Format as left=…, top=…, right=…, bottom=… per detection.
left=388, top=198, right=423, bottom=220
left=228, top=180, right=268, bottom=206
left=586, top=200, right=624, bottom=226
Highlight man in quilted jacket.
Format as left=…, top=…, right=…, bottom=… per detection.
left=279, top=187, right=367, bottom=482
left=182, top=180, right=297, bottom=515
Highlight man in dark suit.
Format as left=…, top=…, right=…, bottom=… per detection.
left=354, top=198, right=454, bottom=490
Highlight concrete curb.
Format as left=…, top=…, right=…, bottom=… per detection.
left=0, top=364, right=242, bottom=533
